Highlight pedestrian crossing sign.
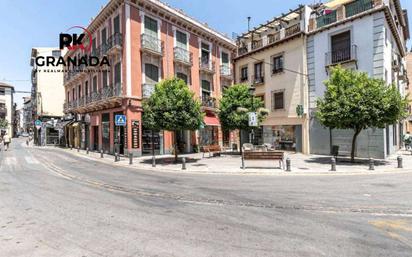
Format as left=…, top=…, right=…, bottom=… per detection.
left=115, top=115, right=127, bottom=126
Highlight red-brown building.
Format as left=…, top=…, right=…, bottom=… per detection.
left=63, top=0, right=236, bottom=156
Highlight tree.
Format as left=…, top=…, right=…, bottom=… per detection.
left=316, top=66, right=408, bottom=162
left=142, top=78, right=204, bottom=162
left=0, top=118, right=8, bottom=129
left=218, top=84, right=268, bottom=151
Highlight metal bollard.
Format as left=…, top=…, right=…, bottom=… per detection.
left=369, top=158, right=375, bottom=171
left=182, top=157, right=186, bottom=170
left=86, top=147, right=89, bottom=154
left=70, top=145, right=73, bottom=150
left=115, top=152, right=119, bottom=162
left=100, top=149, right=104, bottom=158
left=77, top=147, right=80, bottom=152
left=397, top=156, right=403, bottom=168
left=286, top=157, right=291, bottom=172
left=331, top=157, right=336, bottom=171
left=129, top=153, right=133, bottom=165
left=152, top=156, right=156, bottom=167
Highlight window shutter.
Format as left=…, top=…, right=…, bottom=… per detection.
left=271, top=91, right=275, bottom=110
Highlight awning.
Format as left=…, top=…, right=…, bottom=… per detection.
left=203, top=115, right=220, bottom=126
left=71, top=122, right=80, bottom=128
left=55, top=120, right=74, bottom=130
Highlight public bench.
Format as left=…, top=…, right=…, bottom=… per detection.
left=201, top=145, right=222, bottom=158
left=241, top=150, right=285, bottom=170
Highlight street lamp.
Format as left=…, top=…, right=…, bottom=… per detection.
left=249, top=85, right=256, bottom=144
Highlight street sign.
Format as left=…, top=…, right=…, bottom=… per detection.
left=34, top=119, right=42, bottom=130
left=248, top=112, right=258, bottom=127
left=115, top=115, right=127, bottom=126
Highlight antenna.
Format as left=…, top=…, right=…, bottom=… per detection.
left=247, top=17, right=251, bottom=32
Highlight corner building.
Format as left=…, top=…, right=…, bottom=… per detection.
left=63, top=0, right=236, bottom=156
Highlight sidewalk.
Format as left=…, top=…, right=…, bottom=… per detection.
left=39, top=145, right=412, bottom=175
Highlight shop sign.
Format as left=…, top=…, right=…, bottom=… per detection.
left=248, top=112, right=258, bottom=127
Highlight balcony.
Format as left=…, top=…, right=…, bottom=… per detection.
left=325, top=45, right=358, bottom=67
left=268, top=32, right=281, bottom=44
left=201, top=96, right=217, bottom=109
left=238, top=46, right=248, bottom=56
left=141, top=33, right=163, bottom=56
left=142, top=83, right=155, bottom=98
left=345, top=0, right=374, bottom=18
left=316, top=10, right=337, bottom=28
left=174, top=47, right=192, bottom=66
left=106, top=33, right=123, bottom=55
left=220, top=64, right=232, bottom=78
left=199, top=56, right=215, bottom=73
left=251, top=40, right=263, bottom=50
left=252, top=75, right=265, bottom=85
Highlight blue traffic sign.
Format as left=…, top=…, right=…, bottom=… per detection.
left=115, top=115, right=127, bottom=126
left=35, top=120, right=42, bottom=126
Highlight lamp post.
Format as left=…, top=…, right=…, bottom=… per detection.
left=249, top=85, right=256, bottom=144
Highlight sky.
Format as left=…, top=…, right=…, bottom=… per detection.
left=0, top=0, right=411, bottom=108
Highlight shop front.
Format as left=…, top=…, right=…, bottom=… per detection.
left=259, top=125, right=302, bottom=152
left=199, top=113, right=220, bottom=146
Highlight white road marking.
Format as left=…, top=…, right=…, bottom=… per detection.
left=25, top=156, right=40, bottom=164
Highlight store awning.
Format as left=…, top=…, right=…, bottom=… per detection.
left=55, top=120, right=74, bottom=130
left=203, top=115, right=220, bottom=126
left=71, top=122, right=80, bottom=128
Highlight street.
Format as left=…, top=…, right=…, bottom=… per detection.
left=1, top=138, right=412, bottom=257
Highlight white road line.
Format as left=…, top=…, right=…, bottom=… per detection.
left=25, top=156, right=40, bottom=164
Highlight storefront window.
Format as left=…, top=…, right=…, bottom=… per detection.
left=199, top=126, right=218, bottom=145
left=142, top=129, right=164, bottom=155
left=262, top=125, right=300, bottom=151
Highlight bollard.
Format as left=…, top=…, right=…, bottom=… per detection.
left=86, top=147, right=89, bottom=154
left=286, top=157, right=291, bottom=172
left=70, top=145, right=73, bottom=150
left=152, top=156, right=156, bottom=167
left=369, top=158, right=375, bottom=171
left=129, top=153, right=133, bottom=165
left=77, top=147, right=80, bottom=152
left=115, top=152, right=119, bottom=162
left=100, top=149, right=104, bottom=158
left=397, top=156, right=403, bottom=168
left=182, top=157, right=186, bottom=170
left=331, top=157, right=336, bottom=171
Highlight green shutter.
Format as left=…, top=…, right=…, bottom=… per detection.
left=144, top=16, right=158, bottom=37
left=176, top=30, right=187, bottom=49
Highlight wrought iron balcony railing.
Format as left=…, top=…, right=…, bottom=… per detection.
left=141, top=33, right=163, bottom=55
left=174, top=47, right=192, bottom=65
left=142, top=83, right=155, bottom=98
left=325, top=45, right=358, bottom=66
left=316, top=10, right=337, bottom=28
left=201, top=96, right=216, bottom=108
left=220, top=64, right=232, bottom=77
left=345, top=0, right=374, bottom=18
left=199, top=56, right=215, bottom=72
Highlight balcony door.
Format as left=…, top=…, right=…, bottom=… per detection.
left=201, top=42, right=210, bottom=65
left=201, top=80, right=211, bottom=102
left=113, top=15, right=120, bottom=34
left=101, top=28, right=107, bottom=48
left=114, top=62, right=121, bottom=95
left=176, top=30, right=187, bottom=49
left=144, top=16, right=158, bottom=38
left=145, top=63, right=159, bottom=85
left=331, top=31, right=351, bottom=63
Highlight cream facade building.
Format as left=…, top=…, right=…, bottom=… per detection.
left=234, top=6, right=311, bottom=153
left=30, top=47, right=66, bottom=145
left=0, top=82, right=15, bottom=137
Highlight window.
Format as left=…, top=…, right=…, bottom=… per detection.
left=113, top=15, right=120, bottom=34
left=101, top=28, right=107, bottom=45
left=0, top=89, right=5, bottom=95
left=221, top=52, right=229, bottom=65
left=254, top=62, right=264, bottom=83
left=77, top=85, right=81, bottom=99
left=272, top=55, right=284, bottom=74
left=272, top=91, right=284, bottom=110
left=102, top=70, right=108, bottom=88
left=240, top=66, right=248, bottom=81
left=176, top=72, right=188, bottom=84
left=331, top=31, right=351, bottom=63
left=145, top=63, right=159, bottom=84
left=144, top=16, right=158, bottom=37
left=85, top=81, right=89, bottom=96
left=201, top=80, right=211, bottom=102
left=52, top=50, right=61, bottom=57
left=72, top=88, right=75, bottom=100
left=92, top=38, right=97, bottom=53
left=92, top=76, right=97, bottom=92
left=201, top=42, right=210, bottom=64
left=114, top=63, right=121, bottom=84
left=176, top=30, right=187, bottom=49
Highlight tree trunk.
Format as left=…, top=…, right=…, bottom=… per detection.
left=174, top=131, right=178, bottom=163
left=239, top=129, right=242, bottom=155
left=351, top=129, right=361, bottom=163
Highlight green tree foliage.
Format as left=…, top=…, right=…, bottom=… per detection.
left=142, top=78, right=204, bottom=162
left=0, top=118, right=8, bottom=129
left=316, top=66, right=408, bottom=161
left=218, top=84, right=268, bottom=149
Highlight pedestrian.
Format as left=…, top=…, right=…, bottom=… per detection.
left=3, top=133, right=10, bottom=151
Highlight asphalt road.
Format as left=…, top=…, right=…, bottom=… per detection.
left=1, top=138, right=412, bottom=257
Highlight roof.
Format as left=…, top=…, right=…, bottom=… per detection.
left=237, top=5, right=304, bottom=40
left=0, top=82, right=15, bottom=90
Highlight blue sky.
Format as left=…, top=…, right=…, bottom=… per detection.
left=0, top=0, right=411, bottom=108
